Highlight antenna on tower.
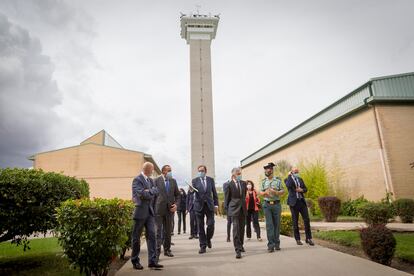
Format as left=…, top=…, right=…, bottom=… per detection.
left=195, top=4, right=201, bottom=15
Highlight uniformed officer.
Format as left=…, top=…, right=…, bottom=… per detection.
left=259, top=162, right=284, bottom=252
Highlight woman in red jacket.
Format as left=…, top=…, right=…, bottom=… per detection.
left=245, top=180, right=262, bottom=241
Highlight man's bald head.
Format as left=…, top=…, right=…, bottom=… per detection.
left=142, top=162, right=154, bottom=176
left=291, top=167, right=299, bottom=174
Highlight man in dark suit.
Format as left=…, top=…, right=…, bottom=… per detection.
left=154, top=165, right=180, bottom=259
left=191, top=165, right=218, bottom=254
left=224, top=167, right=247, bottom=259
left=131, top=162, right=163, bottom=270
left=186, top=187, right=198, bottom=239
left=284, top=167, right=314, bottom=246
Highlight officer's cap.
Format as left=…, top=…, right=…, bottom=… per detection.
left=263, top=162, right=276, bottom=170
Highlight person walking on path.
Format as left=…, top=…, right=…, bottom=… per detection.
left=259, top=162, right=284, bottom=253
left=245, top=180, right=262, bottom=241
left=223, top=181, right=232, bottom=243
left=191, top=165, right=219, bottom=254
left=224, top=167, right=247, bottom=259
left=186, top=186, right=199, bottom=239
left=284, top=167, right=314, bottom=246
left=131, top=162, right=163, bottom=270
left=177, top=188, right=187, bottom=235
left=154, top=165, right=180, bottom=259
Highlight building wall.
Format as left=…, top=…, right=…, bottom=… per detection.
left=377, top=104, right=414, bottom=199
left=34, top=143, right=145, bottom=199
left=241, top=107, right=388, bottom=201
left=80, top=131, right=104, bottom=145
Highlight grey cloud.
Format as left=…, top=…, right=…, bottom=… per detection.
left=0, top=13, right=62, bottom=167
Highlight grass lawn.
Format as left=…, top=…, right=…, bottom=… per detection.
left=310, top=215, right=365, bottom=222
left=314, top=230, right=414, bottom=263
left=0, top=237, right=79, bottom=276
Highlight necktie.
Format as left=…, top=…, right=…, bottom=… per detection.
left=202, top=178, right=206, bottom=190
left=293, top=176, right=301, bottom=198
left=237, top=181, right=242, bottom=196
left=165, top=179, right=170, bottom=193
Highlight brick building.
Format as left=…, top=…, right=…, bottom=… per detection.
left=29, top=130, right=161, bottom=199
left=241, top=73, right=414, bottom=200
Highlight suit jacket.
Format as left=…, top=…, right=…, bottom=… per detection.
left=177, top=192, right=187, bottom=211
left=132, top=174, right=159, bottom=220
left=186, top=191, right=195, bottom=212
left=224, top=180, right=247, bottom=217
left=284, top=175, right=308, bottom=207
left=192, top=176, right=218, bottom=213
left=153, top=176, right=180, bottom=216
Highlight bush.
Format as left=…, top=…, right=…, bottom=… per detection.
left=318, top=196, right=341, bottom=222
left=358, top=202, right=394, bottom=226
left=341, top=196, right=369, bottom=217
left=280, top=212, right=304, bottom=236
left=298, top=159, right=329, bottom=215
left=280, top=212, right=293, bottom=235
left=56, top=198, right=133, bottom=276
left=393, top=198, right=414, bottom=223
left=0, top=168, right=89, bottom=249
left=360, top=225, right=396, bottom=265
left=306, top=198, right=316, bottom=216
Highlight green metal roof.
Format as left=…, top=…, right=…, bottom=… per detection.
left=240, top=72, right=414, bottom=168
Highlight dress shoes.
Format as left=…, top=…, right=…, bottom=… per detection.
left=306, top=239, right=315, bottom=246
left=132, top=263, right=144, bottom=270
left=148, top=263, right=163, bottom=270
left=164, top=250, right=174, bottom=257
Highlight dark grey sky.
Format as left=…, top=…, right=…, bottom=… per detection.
left=0, top=0, right=413, bottom=184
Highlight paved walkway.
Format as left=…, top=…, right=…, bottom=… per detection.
left=116, top=217, right=409, bottom=276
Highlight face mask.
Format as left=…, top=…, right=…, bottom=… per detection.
left=166, top=172, right=172, bottom=179
left=247, top=184, right=252, bottom=190
left=198, top=171, right=206, bottom=178
left=293, top=173, right=300, bottom=178
left=236, top=175, right=242, bottom=181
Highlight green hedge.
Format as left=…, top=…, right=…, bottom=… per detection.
left=341, top=196, right=369, bottom=217
left=56, top=198, right=133, bottom=276
left=393, top=198, right=414, bottom=223
left=358, top=202, right=394, bottom=226
left=0, top=168, right=89, bottom=249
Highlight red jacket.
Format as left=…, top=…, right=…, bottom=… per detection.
left=245, top=190, right=260, bottom=212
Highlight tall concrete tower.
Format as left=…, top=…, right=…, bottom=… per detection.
left=180, top=13, right=219, bottom=179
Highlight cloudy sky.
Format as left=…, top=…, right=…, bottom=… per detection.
left=0, top=0, right=413, bottom=185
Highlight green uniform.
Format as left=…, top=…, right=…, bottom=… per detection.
left=260, top=177, right=284, bottom=250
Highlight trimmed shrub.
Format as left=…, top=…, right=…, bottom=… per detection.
left=280, top=212, right=293, bottom=236
left=56, top=198, right=134, bottom=276
left=341, top=196, right=369, bottom=217
left=318, top=196, right=341, bottom=222
left=358, top=202, right=394, bottom=226
left=393, top=198, right=414, bottom=223
left=280, top=212, right=304, bottom=236
left=0, top=168, right=89, bottom=249
left=360, top=225, right=396, bottom=265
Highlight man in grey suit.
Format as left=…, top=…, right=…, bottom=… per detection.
left=154, top=165, right=180, bottom=259
left=131, top=162, right=163, bottom=270
left=224, top=167, right=247, bottom=259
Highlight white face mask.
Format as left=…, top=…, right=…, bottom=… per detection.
left=247, top=184, right=252, bottom=190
